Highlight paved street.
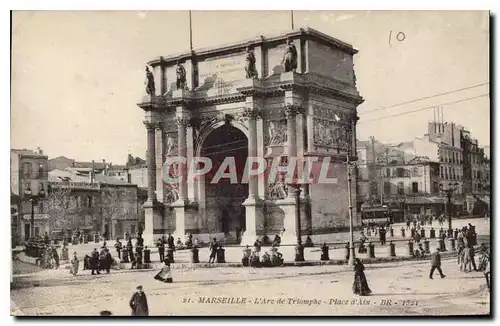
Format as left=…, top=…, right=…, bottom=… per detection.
left=11, top=216, right=490, bottom=316
left=11, top=255, right=490, bottom=316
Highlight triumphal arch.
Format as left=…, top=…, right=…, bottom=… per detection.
left=138, top=27, right=364, bottom=246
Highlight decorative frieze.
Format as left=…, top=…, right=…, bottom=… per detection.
left=313, top=118, right=352, bottom=151
left=264, top=119, right=287, bottom=147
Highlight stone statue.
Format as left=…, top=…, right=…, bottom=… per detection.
left=165, top=134, right=176, bottom=155
left=145, top=66, right=155, bottom=95
left=176, top=61, right=187, bottom=90
left=245, top=46, right=258, bottom=79
left=281, top=38, right=298, bottom=73
left=165, top=184, right=179, bottom=204
left=268, top=121, right=277, bottom=145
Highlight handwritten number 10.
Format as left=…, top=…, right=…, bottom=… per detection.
left=389, top=30, right=406, bottom=46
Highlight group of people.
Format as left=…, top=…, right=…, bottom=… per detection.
left=35, top=245, right=60, bottom=269
left=82, top=244, right=114, bottom=275
left=241, top=243, right=284, bottom=268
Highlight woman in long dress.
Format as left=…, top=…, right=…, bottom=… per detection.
left=154, top=260, right=173, bottom=283
left=352, top=258, right=372, bottom=296
left=70, top=252, right=79, bottom=276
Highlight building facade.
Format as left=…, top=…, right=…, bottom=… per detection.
left=48, top=168, right=140, bottom=240
left=11, top=148, right=50, bottom=241
left=138, top=27, right=364, bottom=245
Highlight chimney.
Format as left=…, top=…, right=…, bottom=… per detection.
left=102, top=159, right=106, bottom=175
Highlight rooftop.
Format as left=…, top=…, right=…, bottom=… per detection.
left=148, top=26, right=358, bottom=67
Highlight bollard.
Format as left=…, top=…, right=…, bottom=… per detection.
left=166, top=248, right=175, bottom=263
left=320, top=244, right=329, bottom=261
left=388, top=241, right=396, bottom=257
left=454, top=229, right=459, bottom=240
left=407, top=241, right=414, bottom=257
left=430, top=228, right=436, bottom=239
left=449, top=238, right=456, bottom=251
left=191, top=247, right=200, bottom=263
left=295, top=243, right=305, bottom=262
left=423, top=239, right=430, bottom=254
left=216, top=247, right=226, bottom=263
left=345, top=243, right=350, bottom=261
left=400, top=228, right=406, bottom=238
left=94, top=234, right=99, bottom=243
left=420, top=228, right=425, bottom=239
left=390, top=228, right=394, bottom=238
left=121, top=249, right=129, bottom=263
left=368, top=242, right=375, bottom=259
left=143, top=247, right=151, bottom=264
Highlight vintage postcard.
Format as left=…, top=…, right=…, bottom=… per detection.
left=10, top=10, right=490, bottom=316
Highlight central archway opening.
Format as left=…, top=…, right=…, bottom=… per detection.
left=201, top=123, right=248, bottom=237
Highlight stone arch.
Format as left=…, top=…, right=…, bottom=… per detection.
left=195, top=119, right=249, bottom=158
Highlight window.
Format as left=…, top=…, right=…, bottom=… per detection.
left=385, top=168, right=391, bottom=177
left=87, top=196, right=93, bottom=208
left=396, top=168, right=405, bottom=178
left=432, top=181, right=439, bottom=194
left=411, top=167, right=419, bottom=177
left=384, top=182, right=391, bottom=195
left=39, top=201, right=44, bottom=213
left=412, top=182, right=419, bottom=194
left=444, top=167, right=448, bottom=180
left=22, top=162, right=32, bottom=179
left=38, top=163, right=44, bottom=178
left=397, top=182, right=405, bottom=195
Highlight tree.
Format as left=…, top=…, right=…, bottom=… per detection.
left=43, top=187, right=80, bottom=232
left=100, top=186, right=130, bottom=238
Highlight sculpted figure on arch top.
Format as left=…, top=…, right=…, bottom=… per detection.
left=281, top=38, right=298, bottom=73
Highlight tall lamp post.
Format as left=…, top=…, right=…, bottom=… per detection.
left=440, top=182, right=459, bottom=237
left=347, top=154, right=357, bottom=267
left=24, top=185, right=46, bottom=239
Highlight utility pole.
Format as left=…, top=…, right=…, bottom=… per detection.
left=347, top=154, right=356, bottom=266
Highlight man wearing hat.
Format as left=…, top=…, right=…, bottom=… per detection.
left=429, top=247, right=446, bottom=279
left=129, top=285, right=149, bottom=316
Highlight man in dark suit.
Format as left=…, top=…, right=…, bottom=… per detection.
left=429, top=248, right=446, bottom=279
left=129, top=285, right=149, bottom=316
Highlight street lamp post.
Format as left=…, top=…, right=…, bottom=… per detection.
left=347, top=154, right=357, bottom=267
left=440, top=182, right=459, bottom=237
left=288, top=183, right=304, bottom=262
left=24, top=186, right=46, bottom=239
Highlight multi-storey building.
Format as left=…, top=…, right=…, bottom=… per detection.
left=11, top=148, right=50, bottom=241
left=49, top=168, right=141, bottom=240
left=461, top=129, right=490, bottom=215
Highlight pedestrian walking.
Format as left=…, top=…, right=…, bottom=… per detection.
left=70, top=251, right=79, bottom=276
left=379, top=227, right=386, bottom=246
left=129, top=285, right=149, bottom=316
left=209, top=238, right=218, bottom=263
left=352, top=258, right=372, bottom=296
left=429, top=248, right=446, bottom=279
left=157, top=237, right=165, bottom=262
left=52, top=246, right=60, bottom=269
left=114, top=238, right=122, bottom=259
left=90, top=248, right=100, bottom=275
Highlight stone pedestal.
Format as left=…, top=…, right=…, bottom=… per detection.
left=241, top=198, right=264, bottom=246
left=143, top=200, right=162, bottom=247
left=172, top=89, right=193, bottom=99
left=171, top=199, right=188, bottom=240
left=276, top=197, right=301, bottom=245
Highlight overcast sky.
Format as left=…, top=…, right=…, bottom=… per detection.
left=11, top=10, right=489, bottom=164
